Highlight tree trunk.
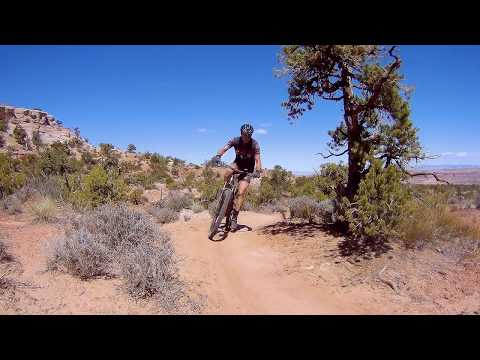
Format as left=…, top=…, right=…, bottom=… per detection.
left=341, top=65, right=362, bottom=200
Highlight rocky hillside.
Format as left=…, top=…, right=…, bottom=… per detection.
left=0, top=105, right=93, bottom=155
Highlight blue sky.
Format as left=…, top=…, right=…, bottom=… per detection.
left=1, top=45, right=479, bottom=171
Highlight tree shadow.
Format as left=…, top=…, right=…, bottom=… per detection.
left=260, top=220, right=393, bottom=259
left=337, top=237, right=393, bottom=260
left=260, top=221, right=344, bottom=240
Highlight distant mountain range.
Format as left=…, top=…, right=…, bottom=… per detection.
left=293, top=164, right=480, bottom=177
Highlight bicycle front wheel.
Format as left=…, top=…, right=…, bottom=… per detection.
left=208, top=188, right=233, bottom=240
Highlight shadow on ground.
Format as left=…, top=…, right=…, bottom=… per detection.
left=260, top=220, right=392, bottom=259
left=209, top=223, right=253, bottom=242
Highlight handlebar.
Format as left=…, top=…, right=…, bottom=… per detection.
left=226, top=165, right=260, bottom=178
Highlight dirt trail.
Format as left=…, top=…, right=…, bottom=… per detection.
left=166, top=212, right=375, bottom=314
left=2, top=209, right=478, bottom=314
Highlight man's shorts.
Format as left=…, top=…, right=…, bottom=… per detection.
left=231, top=160, right=254, bottom=183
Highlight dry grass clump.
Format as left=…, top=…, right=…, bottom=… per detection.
left=47, top=203, right=189, bottom=310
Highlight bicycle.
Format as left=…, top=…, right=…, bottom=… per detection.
left=208, top=165, right=259, bottom=240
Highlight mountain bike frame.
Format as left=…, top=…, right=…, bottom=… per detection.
left=208, top=165, right=258, bottom=240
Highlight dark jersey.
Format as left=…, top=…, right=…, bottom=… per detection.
left=226, top=137, right=260, bottom=163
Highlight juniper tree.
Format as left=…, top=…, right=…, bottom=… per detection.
left=277, top=45, right=436, bottom=199
left=127, top=144, right=136, bottom=153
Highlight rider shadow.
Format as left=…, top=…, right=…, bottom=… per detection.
left=209, top=223, right=253, bottom=242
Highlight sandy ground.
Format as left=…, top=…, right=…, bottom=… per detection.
left=1, top=208, right=479, bottom=315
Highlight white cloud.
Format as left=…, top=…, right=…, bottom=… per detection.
left=256, top=128, right=268, bottom=135
left=197, top=128, right=208, bottom=133
left=260, top=122, right=272, bottom=128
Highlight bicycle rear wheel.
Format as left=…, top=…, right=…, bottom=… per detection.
left=208, top=188, right=233, bottom=240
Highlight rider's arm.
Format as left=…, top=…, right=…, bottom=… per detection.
left=254, top=140, right=262, bottom=173
left=216, top=139, right=235, bottom=157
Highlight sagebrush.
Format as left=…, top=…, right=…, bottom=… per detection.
left=47, top=203, right=186, bottom=310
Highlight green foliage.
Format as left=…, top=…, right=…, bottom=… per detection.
left=196, top=166, right=223, bottom=204
left=343, top=159, right=412, bottom=241
left=32, top=130, right=42, bottom=148
left=0, top=118, right=7, bottom=132
left=99, top=143, right=114, bottom=157
left=127, top=187, right=147, bottom=205
left=81, top=151, right=96, bottom=167
left=13, top=125, right=28, bottom=145
left=18, top=154, right=42, bottom=178
left=69, top=164, right=127, bottom=209
left=269, top=165, right=293, bottom=196
left=145, top=153, right=172, bottom=184
left=0, top=153, right=26, bottom=198
left=31, top=197, right=57, bottom=223
left=182, top=171, right=195, bottom=190
left=127, top=144, right=136, bottom=153
left=125, top=171, right=156, bottom=190
left=278, top=45, right=423, bottom=199
left=38, top=142, right=79, bottom=177
left=316, top=163, right=348, bottom=198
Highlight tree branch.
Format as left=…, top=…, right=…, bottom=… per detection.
left=317, top=148, right=348, bottom=159
left=322, top=94, right=344, bottom=101
left=353, top=46, right=401, bottom=115
left=404, top=170, right=450, bottom=184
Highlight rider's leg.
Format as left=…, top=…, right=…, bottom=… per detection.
left=224, top=163, right=237, bottom=183
left=230, top=180, right=249, bottom=231
left=234, top=180, right=250, bottom=212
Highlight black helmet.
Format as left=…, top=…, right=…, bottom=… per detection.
left=240, top=123, right=254, bottom=136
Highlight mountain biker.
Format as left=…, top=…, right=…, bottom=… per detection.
left=212, top=123, right=262, bottom=231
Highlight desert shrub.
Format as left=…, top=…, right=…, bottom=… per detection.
left=343, top=160, right=412, bottom=241
left=120, top=239, right=182, bottom=305
left=0, top=237, right=10, bottom=263
left=31, top=197, right=57, bottom=223
left=0, top=135, right=4, bottom=148
left=81, top=151, right=96, bottom=167
left=48, top=204, right=185, bottom=307
left=32, top=130, right=42, bottom=148
left=128, top=187, right=147, bottom=205
left=165, top=176, right=180, bottom=190
left=0, top=153, right=27, bottom=199
left=156, top=191, right=193, bottom=212
left=1, top=194, right=22, bottom=215
left=125, top=171, right=156, bottom=190
left=182, top=172, right=195, bottom=190
left=197, top=167, right=223, bottom=205
left=0, top=118, right=7, bottom=133
left=120, top=160, right=142, bottom=175
left=13, top=125, right=27, bottom=145
left=399, top=190, right=480, bottom=250
left=69, top=165, right=127, bottom=209
left=317, top=162, right=348, bottom=198
left=18, top=154, right=42, bottom=178
left=47, top=227, right=112, bottom=279
left=38, top=142, right=79, bottom=177
left=21, top=176, right=65, bottom=202
left=269, top=165, right=294, bottom=196
left=99, top=143, right=114, bottom=157
left=287, top=196, right=323, bottom=223
left=190, top=202, right=205, bottom=213
left=258, top=200, right=288, bottom=215
left=150, top=207, right=179, bottom=224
